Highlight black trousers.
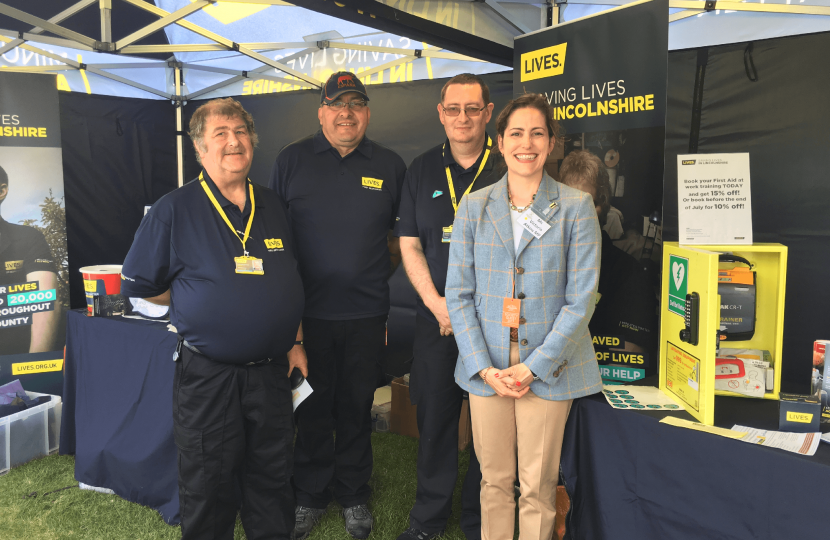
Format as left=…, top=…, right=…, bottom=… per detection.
left=409, top=315, right=482, bottom=540
left=173, top=347, right=294, bottom=540
left=293, top=315, right=386, bottom=508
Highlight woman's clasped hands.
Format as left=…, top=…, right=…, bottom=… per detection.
left=480, top=363, right=535, bottom=399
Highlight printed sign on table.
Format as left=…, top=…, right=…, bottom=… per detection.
left=677, top=153, right=753, bottom=245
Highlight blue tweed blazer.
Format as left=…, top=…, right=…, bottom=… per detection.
left=446, top=172, right=603, bottom=400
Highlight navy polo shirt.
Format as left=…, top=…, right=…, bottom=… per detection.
left=270, top=131, right=406, bottom=320
left=0, top=217, right=57, bottom=355
left=394, top=135, right=501, bottom=324
left=120, top=170, right=304, bottom=364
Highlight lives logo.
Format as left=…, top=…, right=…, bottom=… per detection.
left=362, top=177, right=383, bottom=190
left=520, top=43, right=567, bottom=82
left=265, top=238, right=284, bottom=251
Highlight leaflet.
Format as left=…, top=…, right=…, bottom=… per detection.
left=732, top=425, right=821, bottom=456
left=292, top=379, right=313, bottom=411
left=660, top=416, right=746, bottom=439
left=602, top=385, right=685, bottom=410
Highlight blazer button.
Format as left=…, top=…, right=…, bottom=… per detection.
left=517, top=292, right=526, bottom=299
left=519, top=317, right=526, bottom=324
left=520, top=339, right=528, bottom=346
left=553, top=371, right=561, bottom=378
left=516, top=267, right=525, bottom=274
left=563, top=360, right=569, bottom=366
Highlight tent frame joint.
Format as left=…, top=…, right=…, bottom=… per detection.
left=705, top=0, right=717, bottom=11
left=317, top=40, right=330, bottom=49
left=93, top=40, right=115, bottom=53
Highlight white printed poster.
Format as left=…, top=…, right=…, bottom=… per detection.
left=677, top=153, right=752, bottom=245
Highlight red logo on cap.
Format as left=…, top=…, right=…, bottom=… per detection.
left=337, top=75, right=356, bottom=88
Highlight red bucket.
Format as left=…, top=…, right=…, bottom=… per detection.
left=80, top=265, right=122, bottom=315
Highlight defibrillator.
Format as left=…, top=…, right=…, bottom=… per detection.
left=718, top=254, right=756, bottom=341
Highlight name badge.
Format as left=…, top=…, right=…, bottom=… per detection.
left=442, top=225, right=453, bottom=243
left=501, top=297, right=521, bottom=328
left=520, top=210, right=551, bottom=239
left=234, top=256, right=264, bottom=275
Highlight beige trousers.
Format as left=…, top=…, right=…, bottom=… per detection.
left=470, top=342, right=572, bottom=540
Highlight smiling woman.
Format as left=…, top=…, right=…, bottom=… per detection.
left=446, top=93, right=602, bottom=540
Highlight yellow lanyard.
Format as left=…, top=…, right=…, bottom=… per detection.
left=444, top=135, right=492, bottom=214
left=199, top=172, right=256, bottom=256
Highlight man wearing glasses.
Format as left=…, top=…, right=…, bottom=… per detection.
left=393, top=73, right=499, bottom=540
left=270, top=71, right=405, bottom=540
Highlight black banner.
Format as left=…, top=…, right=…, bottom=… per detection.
left=513, top=0, right=668, bottom=134
left=512, top=0, right=668, bottom=385
left=0, top=72, right=67, bottom=395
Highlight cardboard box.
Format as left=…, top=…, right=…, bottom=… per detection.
left=458, top=397, right=472, bottom=451
left=779, top=393, right=821, bottom=433
left=391, top=377, right=419, bottom=438
left=391, top=376, right=473, bottom=451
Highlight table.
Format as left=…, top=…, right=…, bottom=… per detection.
left=560, top=392, right=830, bottom=540
left=59, top=309, right=180, bottom=525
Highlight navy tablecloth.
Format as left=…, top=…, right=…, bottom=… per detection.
left=561, top=392, right=830, bottom=540
left=59, top=309, right=180, bottom=525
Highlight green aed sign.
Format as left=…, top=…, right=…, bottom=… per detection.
left=668, top=254, right=688, bottom=317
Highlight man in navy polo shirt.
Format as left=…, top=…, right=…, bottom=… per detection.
left=121, top=98, right=306, bottom=540
left=394, top=73, right=501, bottom=540
left=270, top=71, right=405, bottom=540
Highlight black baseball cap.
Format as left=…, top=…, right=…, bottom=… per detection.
left=321, top=71, right=370, bottom=104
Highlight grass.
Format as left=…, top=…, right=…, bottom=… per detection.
left=0, top=433, right=472, bottom=540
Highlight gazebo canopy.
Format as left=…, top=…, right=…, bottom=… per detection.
left=0, top=0, right=827, bottom=101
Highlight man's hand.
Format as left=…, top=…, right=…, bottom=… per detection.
left=287, top=344, right=308, bottom=378
left=400, top=236, right=454, bottom=335
left=427, top=296, right=453, bottom=337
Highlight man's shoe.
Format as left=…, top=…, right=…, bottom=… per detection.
left=294, top=505, right=326, bottom=540
left=396, top=526, right=443, bottom=540
left=342, top=504, right=373, bottom=539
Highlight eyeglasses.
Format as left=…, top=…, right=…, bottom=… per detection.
left=326, top=100, right=368, bottom=110
left=441, top=105, right=486, bottom=117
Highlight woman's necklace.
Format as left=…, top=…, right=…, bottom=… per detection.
left=508, top=187, right=536, bottom=213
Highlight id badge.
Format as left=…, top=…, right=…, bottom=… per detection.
left=442, top=225, right=453, bottom=243
left=234, top=256, right=264, bottom=275
left=501, top=297, right=521, bottom=328
left=520, top=210, right=551, bottom=239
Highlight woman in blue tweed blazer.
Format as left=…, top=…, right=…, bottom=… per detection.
left=446, top=94, right=602, bottom=540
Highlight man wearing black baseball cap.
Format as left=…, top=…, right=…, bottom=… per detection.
left=270, top=71, right=406, bottom=540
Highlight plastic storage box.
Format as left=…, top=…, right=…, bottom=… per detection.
left=0, top=392, right=62, bottom=475
left=371, top=402, right=391, bottom=432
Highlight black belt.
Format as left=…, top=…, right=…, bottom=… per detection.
left=179, top=340, right=271, bottom=366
